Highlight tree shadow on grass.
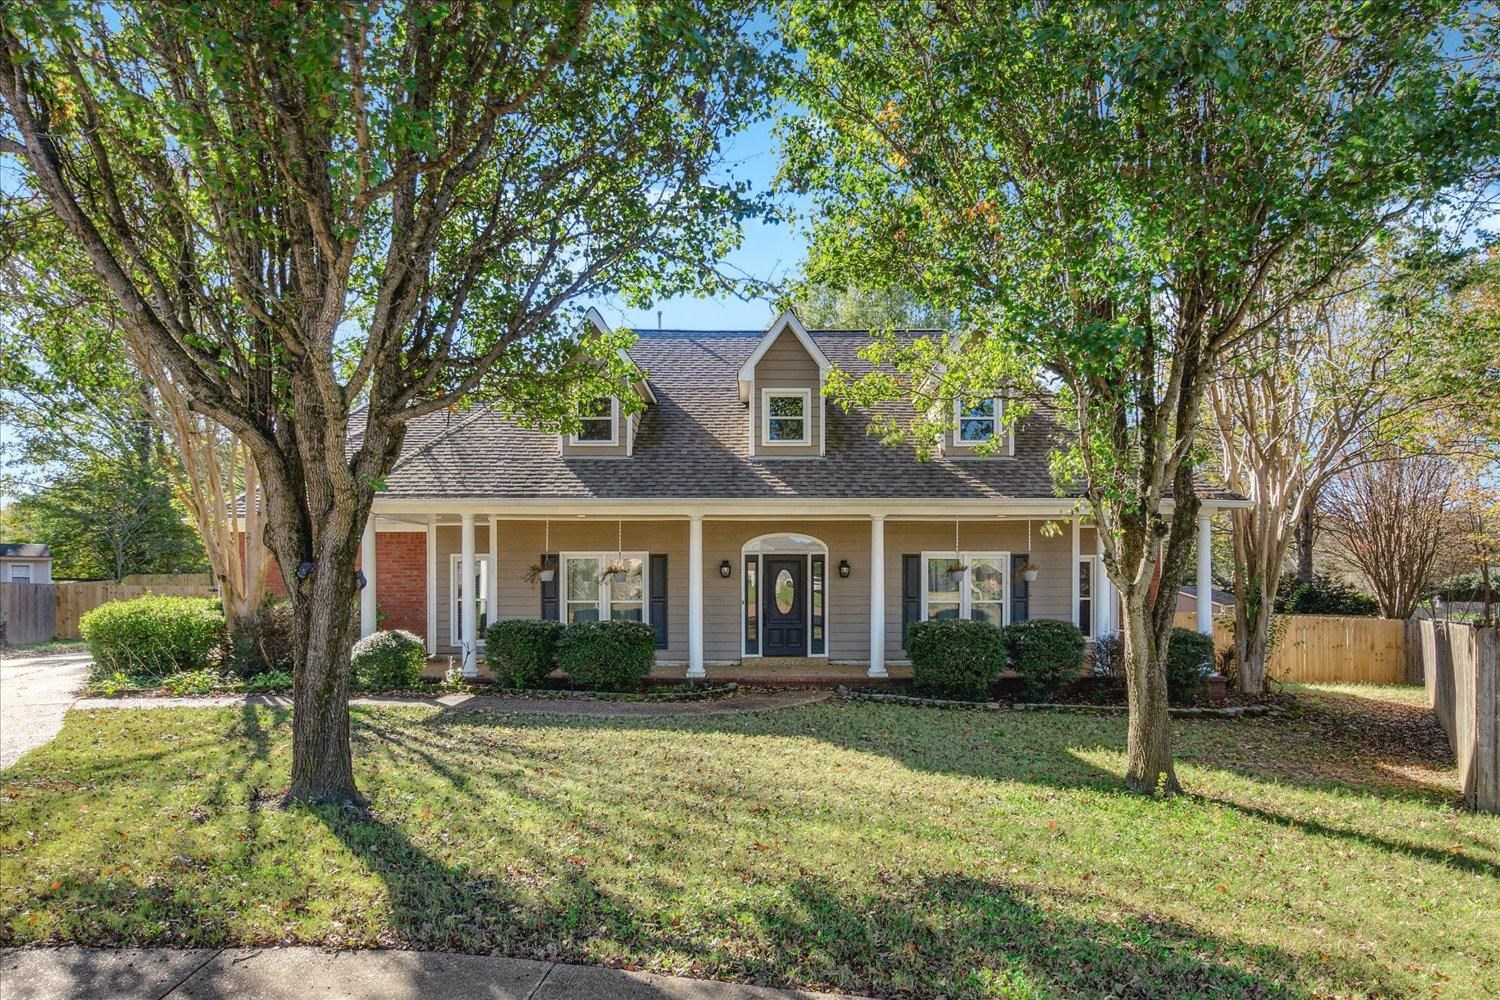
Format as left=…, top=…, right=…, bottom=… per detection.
left=304, top=791, right=1366, bottom=999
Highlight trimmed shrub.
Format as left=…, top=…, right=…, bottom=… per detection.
left=227, top=601, right=296, bottom=678
left=905, top=618, right=1006, bottom=700
left=350, top=629, right=426, bottom=691
left=557, top=619, right=657, bottom=692
left=80, top=595, right=226, bottom=679
left=1006, top=618, right=1085, bottom=701
left=1165, top=627, right=1215, bottom=702
left=485, top=619, right=565, bottom=688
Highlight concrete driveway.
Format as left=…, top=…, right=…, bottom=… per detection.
left=0, top=650, right=90, bottom=769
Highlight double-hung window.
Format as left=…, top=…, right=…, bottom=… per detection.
left=561, top=552, right=647, bottom=623
left=953, top=396, right=1006, bottom=449
left=449, top=554, right=490, bottom=646
left=9, top=564, right=31, bottom=583
left=762, top=389, right=811, bottom=445
left=1076, top=557, right=1096, bottom=637
left=921, top=552, right=1009, bottom=624
left=571, top=396, right=618, bottom=445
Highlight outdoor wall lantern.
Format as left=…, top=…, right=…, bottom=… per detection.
left=838, top=559, right=852, bottom=578
left=719, top=560, right=732, bottom=578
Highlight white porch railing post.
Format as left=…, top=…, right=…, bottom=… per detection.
left=359, top=516, right=377, bottom=638
left=868, top=514, right=888, bottom=678
left=1196, top=510, right=1213, bottom=635
left=488, top=514, right=499, bottom=643
left=687, top=514, right=705, bottom=678
left=461, top=513, right=477, bottom=677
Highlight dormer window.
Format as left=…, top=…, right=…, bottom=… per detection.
left=956, top=397, right=1000, bottom=443
left=572, top=396, right=618, bottom=445
left=763, top=389, right=811, bottom=445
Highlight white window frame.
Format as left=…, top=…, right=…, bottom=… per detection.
left=951, top=396, right=1014, bottom=454
left=8, top=563, right=31, bottom=583
left=569, top=395, right=619, bottom=447
left=448, top=553, right=491, bottom=646
left=919, top=550, right=1011, bottom=625
left=761, top=388, right=812, bottom=446
left=1076, top=555, right=1097, bottom=637
left=560, top=551, right=650, bottom=624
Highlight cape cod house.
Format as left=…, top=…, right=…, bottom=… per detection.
left=344, top=310, right=1234, bottom=681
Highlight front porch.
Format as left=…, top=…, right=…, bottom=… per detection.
left=362, top=502, right=1219, bottom=682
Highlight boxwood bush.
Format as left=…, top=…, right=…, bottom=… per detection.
left=904, top=618, right=1006, bottom=700
left=485, top=619, right=564, bottom=688
left=1006, top=618, right=1085, bottom=701
left=1165, top=627, right=1215, bottom=702
left=557, top=619, right=657, bottom=692
left=350, top=629, right=426, bottom=690
left=79, top=595, right=226, bottom=679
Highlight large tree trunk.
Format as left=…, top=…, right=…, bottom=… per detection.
left=286, top=522, right=362, bottom=804
left=1120, top=584, right=1179, bottom=795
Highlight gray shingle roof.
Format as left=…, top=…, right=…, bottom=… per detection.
left=383, top=328, right=1079, bottom=500
left=0, top=543, right=51, bottom=559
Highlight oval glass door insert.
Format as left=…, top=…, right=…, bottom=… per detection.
left=774, top=569, right=795, bottom=613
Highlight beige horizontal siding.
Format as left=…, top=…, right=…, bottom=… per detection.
left=751, top=329, right=822, bottom=456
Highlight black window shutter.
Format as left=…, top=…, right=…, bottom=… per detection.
left=649, top=553, right=668, bottom=649
left=1010, top=553, right=1030, bottom=623
left=540, top=554, right=559, bottom=621
left=901, top=554, right=921, bottom=649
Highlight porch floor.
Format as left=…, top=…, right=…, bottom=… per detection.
left=649, top=658, right=913, bottom=689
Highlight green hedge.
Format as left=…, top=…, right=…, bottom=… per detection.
left=485, top=619, right=564, bottom=688
left=79, top=595, right=226, bottom=679
left=905, top=618, right=1006, bottom=700
left=557, top=619, right=657, bottom=692
left=351, top=629, right=426, bottom=690
left=1006, top=619, right=1085, bottom=701
left=1165, top=627, right=1215, bottom=701
left=226, top=601, right=296, bottom=678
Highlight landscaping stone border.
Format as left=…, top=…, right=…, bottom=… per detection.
left=838, top=687, right=1281, bottom=718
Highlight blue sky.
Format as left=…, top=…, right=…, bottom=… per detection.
left=589, top=116, right=811, bottom=332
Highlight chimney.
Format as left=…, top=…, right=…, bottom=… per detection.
left=656, top=310, right=662, bottom=330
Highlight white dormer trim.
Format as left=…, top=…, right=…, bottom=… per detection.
left=585, top=307, right=658, bottom=406
left=736, top=310, right=831, bottom=404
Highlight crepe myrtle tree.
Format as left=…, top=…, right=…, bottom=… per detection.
left=0, top=1, right=771, bottom=804
left=784, top=1, right=1498, bottom=794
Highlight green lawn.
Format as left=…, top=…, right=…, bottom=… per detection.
left=2, top=687, right=1495, bottom=999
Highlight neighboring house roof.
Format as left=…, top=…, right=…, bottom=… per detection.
left=379, top=326, right=1240, bottom=503
left=1180, top=585, right=1236, bottom=607
left=0, top=543, right=51, bottom=559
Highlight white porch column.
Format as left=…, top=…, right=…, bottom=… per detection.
left=1070, top=516, right=1082, bottom=627
left=488, top=515, right=499, bottom=643
left=868, top=514, right=888, bottom=678
left=1096, top=530, right=1115, bottom=636
left=687, top=514, right=705, bottom=678
left=1196, top=509, right=1213, bottom=635
left=359, top=516, right=377, bottom=637
left=425, top=514, right=437, bottom=655
left=460, top=513, right=477, bottom=677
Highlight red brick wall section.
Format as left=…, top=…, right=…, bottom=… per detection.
left=235, top=530, right=427, bottom=638
left=372, top=532, right=426, bottom=637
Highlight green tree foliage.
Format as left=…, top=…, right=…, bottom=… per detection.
left=2, top=2, right=771, bottom=803
left=791, top=284, right=950, bottom=331
left=782, top=0, right=1498, bottom=794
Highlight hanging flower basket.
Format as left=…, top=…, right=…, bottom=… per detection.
left=945, top=560, right=968, bottom=583
left=1019, top=561, right=1040, bottom=583
left=525, top=556, right=557, bottom=585
left=601, top=561, right=630, bottom=584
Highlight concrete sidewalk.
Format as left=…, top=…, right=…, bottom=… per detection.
left=0, top=947, right=861, bottom=999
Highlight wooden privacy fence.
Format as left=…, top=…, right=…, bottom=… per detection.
left=1175, top=612, right=1411, bottom=685
left=0, top=582, right=57, bottom=646
left=53, top=582, right=216, bottom=641
left=1409, top=619, right=1499, bottom=813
